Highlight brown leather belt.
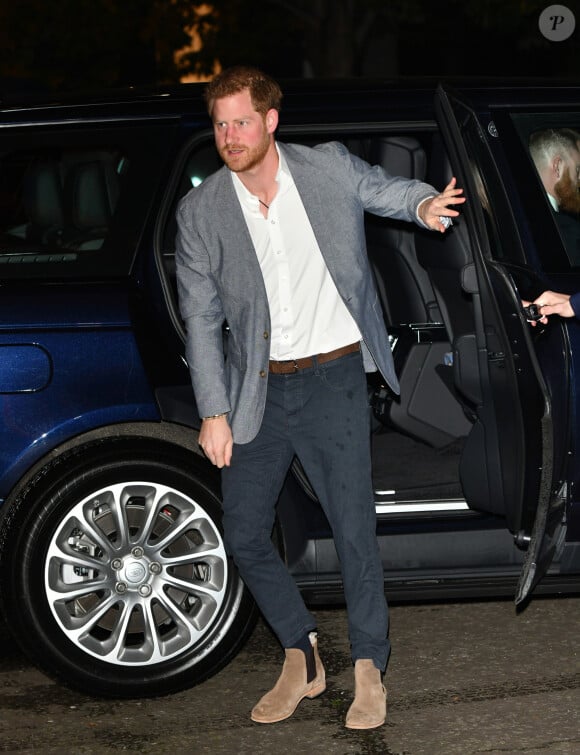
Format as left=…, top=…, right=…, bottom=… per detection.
left=268, top=341, right=360, bottom=374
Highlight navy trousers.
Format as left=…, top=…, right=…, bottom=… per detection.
left=221, top=349, right=390, bottom=671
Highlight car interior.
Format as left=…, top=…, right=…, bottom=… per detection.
left=0, top=148, right=125, bottom=258
left=361, top=131, right=472, bottom=508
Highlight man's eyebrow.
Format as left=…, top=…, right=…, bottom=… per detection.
left=214, top=114, right=254, bottom=122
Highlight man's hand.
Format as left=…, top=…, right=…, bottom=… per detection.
left=418, top=177, right=466, bottom=232
left=199, top=415, right=233, bottom=468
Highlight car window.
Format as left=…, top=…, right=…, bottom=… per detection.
left=511, top=113, right=580, bottom=271
left=159, top=136, right=221, bottom=290
left=0, top=147, right=126, bottom=253
left=0, top=122, right=176, bottom=280
left=462, top=126, right=525, bottom=266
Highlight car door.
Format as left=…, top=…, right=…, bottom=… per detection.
left=434, top=85, right=569, bottom=604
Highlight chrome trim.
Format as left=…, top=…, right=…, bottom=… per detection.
left=374, top=498, right=469, bottom=514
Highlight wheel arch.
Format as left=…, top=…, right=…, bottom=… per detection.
left=0, top=420, right=212, bottom=522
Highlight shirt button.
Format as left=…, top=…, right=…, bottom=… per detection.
left=263, top=331, right=269, bottom=339
left=259, top=370, right=267, bottom=378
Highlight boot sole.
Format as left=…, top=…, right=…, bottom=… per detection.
left=345, top=715, right=386, bottom=730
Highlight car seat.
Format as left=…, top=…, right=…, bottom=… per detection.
left=64, top=157, right=120, bottom=250
left=415, top=136, right=480, bottom=410
left=365, top=136, right=441, bottom=326
left=367, top=135, right=473, bottom=446
left=22, top=160, right=65, bottom=246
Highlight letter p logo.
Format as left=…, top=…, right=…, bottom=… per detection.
left=539, top=5, right=576, bottom=40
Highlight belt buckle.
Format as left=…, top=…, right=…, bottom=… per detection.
left=280, top=358, right=299, bottom=372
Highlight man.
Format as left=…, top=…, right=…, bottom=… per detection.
left=529, top=128, right=580, bottom=263
left=175, top=66, right=464, bottom=730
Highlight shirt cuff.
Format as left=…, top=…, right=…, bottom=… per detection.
left=416, top=196, right=436, bottom=228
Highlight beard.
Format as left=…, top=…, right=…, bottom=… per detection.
left=554, top=167, right=580, bottom=215
left=219, top=128, right=271, bottom=173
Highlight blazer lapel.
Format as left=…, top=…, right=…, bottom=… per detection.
left=215, top=168, right=254, bottom=252
left=212, top=167, right=270, bottom=302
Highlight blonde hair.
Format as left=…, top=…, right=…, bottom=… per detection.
left=529, top=128, right=580, bottom=168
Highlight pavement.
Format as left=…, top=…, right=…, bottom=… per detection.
left=0, top=595, right=579, bottom=754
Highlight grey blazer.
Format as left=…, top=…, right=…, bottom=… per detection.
left=175, top=141, right=438, bottom=444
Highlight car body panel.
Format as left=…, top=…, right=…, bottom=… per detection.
left=0, top=285, right=160, bottom=496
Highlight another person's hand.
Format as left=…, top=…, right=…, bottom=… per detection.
left=199, top=415, right=233, bottom=468
left=533, top=290, right=575, bottom=319
left=419, top=177, right=466, bottom=232
left=521, top=299, right=548, bottom=326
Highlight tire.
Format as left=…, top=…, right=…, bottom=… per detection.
left=0, top=438, right=258, bottom=698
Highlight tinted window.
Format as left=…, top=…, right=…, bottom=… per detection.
left=0, top=147, right=126, bottom=255
left=511, top=112, right=580, bottom=271
left=0, top=122, right=177, bottom=280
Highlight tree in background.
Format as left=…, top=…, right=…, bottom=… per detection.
left=182, top=0, right=425, bottom=78
left=0, top=0, right=197, bottom=90
left=182, top=0, right=580, bottom=79
left=0, top=0, right=578, bottom=92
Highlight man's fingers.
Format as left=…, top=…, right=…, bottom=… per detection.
left=199, top=441, right=233, bottom=468
left=439, top=191, right=465, bottom=207
left=198, top=418, right=233, bottom=467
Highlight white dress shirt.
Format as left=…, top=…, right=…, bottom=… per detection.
left=231, top=146, right=362, bottom=360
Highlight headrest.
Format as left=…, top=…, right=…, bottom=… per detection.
left=69, top=160, right=120, bottom=230
left=23, top=160, right=65, bottom=228
left=371, top=136, right=427, bottom=180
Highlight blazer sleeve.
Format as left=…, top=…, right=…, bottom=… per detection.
left=314, top=141, right=437, bottom=226
left=175, top=194, right=231, bottom=418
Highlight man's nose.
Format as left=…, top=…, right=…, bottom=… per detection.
left=224, top=125, right=237, bottom=143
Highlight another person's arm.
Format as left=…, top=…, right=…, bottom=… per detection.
left=534, top=290, right=580, bottom=319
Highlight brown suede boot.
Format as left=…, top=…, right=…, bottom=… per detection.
left=345, top=659, right=387, bottom=730
left=250, top=637, right=326, bottom=724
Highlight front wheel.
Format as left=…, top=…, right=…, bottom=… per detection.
left=0, top=439, right=257, bottom=697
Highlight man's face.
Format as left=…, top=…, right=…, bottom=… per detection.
left=554, top=148, right=580, bottom=215
left=211, top=89, right=276, bottom=173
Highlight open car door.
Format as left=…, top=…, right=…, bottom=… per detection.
left=433, top=85, right=568, bottom=604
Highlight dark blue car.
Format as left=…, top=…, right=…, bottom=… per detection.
left=0, top=79, right=578, bottom=697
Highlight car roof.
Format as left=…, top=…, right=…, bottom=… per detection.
left=1, top=78, right=580, bottom=126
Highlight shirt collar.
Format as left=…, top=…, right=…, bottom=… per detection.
left=547, top=192, right=559, bottom=212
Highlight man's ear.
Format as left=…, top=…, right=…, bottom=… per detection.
left=265, top=108, right=279, bottom=134
left=553, top=156, right=563, bottom=180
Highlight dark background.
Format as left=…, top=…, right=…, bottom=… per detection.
left=0, top=0, right=579, bottom=94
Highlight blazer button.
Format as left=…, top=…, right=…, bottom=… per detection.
left=259, top=369, right=267, bottom=378
left=263, top=331, right=269, bottom=339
